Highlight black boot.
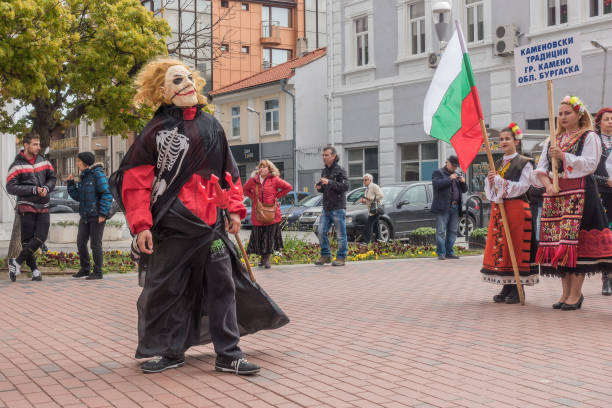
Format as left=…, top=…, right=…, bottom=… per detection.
left=493, top=284, right=513, bottom=303
left=263, top=253, right=271, bottom=269
left=603, top=274, right=612, bottom=296
left=505, top=285, right=522, bottom=304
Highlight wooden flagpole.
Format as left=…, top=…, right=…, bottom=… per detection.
left=547, top=80, right=559, bottom=192
left=479, top=121, right=525, bottom=305
left=453, top=20, right=525, bottom=304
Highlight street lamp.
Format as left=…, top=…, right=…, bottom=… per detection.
left=591, top=40, right=608, bottom=109
left=247, top=106, right=262, bottom=162
left=432, top=1, right=452, bottom=49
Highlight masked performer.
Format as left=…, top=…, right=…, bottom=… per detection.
left=481, top=124, right=538, bottom=304
left=593, top=107, right=612, bottom=296
left=109, top=58, right=289, bottom=374
left=533, top=96, right=612, bottom=310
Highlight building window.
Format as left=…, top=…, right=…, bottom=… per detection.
left=241, top=46, right=249, bottom=53
left=354, top=16, right=369, bottom=66
left=264, top=99, right=279, bottom=133
left=590, top=0, right=612, bottom=16
left=273, top=161, right=285, bottom=179
left=241, top=3, right=249, bottom=11
left=263, top=48, right=291, bottom=69
left=220, top=43, right=229, bottom=52
left=221, top=0, right=228, bottom=7
left=408, top=1, right=425, bottom=55
left=400, top=142, right=438, bottom=181
left=547, top=0, right=568, bottom=26
left=67, top=157, right=75, bottom=176
left=262, top=6, right=291, bottom=28
left=347, top=147, right=378, bottom=190
left=526, top=118, right=550, bottom=131
left=231, top=107, right=240, bottom=138
left=465, top=0, right=484, bottom=43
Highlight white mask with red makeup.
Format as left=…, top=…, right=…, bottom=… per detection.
left=162, top=65, right=198, bottom=107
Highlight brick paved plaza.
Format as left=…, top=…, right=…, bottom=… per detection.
left=2, top=256, right=612, bottom=408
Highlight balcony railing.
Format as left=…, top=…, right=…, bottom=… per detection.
left=50, top=137, right=78, bottom=151
left=261, top=21, right=281, bottom=44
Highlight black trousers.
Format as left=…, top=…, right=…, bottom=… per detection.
left=364, top=214, right=380, bottom=243
left=16, top=212, right=50, bottom=270
left=135, top=208, right=243, bottom=361
left=77, top=217, right=105, bottom=275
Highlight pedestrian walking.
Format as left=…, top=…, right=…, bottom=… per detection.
left=314, top=146, right=349, bottom=266
left=243, top=160, right=292, bottom=269
left=109, top=58, right=288, bottom=374
left=481, top=124, right=539, bottom=304
left=593, top=107, right=612, bottom=295
left=360, top=173, right=383, bottom=243
left=533, top=95, right=612, bottom=310
left=67, top=152, right=113, bottom=280
left=431, top=155, right=467, bottom=260
left=6, top=132, right=57, bottom=282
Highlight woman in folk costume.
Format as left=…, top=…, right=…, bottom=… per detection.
left=593, top=107, right=612, bottom=296
left=481, top=124, right=538, bottom=304
left=109, top=58, right=289, bottom=374
left=533, top=96, right=612, bottom=310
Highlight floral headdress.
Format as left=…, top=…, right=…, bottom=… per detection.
left=562, top=95, right=586, bottom=115
left=508, top=122, right=523, bottom=140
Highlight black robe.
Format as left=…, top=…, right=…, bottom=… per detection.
left=109, top=104, right=289, bottom=354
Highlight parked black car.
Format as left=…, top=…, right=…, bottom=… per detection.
left=299, top=186, right=366, bottom=231
left=314, top=182, right=486, bottom=242
left=49, top=186, right=79, bottom=213
left=282, top=194, right=323, bottom=227
left=49, top=185, right=121, bottom=217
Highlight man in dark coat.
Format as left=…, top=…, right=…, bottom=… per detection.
left=431, top=155, right=467, bottom=260
left=109, top=58, right=288, bottom=375
left=67, top=152, right=113, bottom=280
left=6, top=133, right=56, bottom=282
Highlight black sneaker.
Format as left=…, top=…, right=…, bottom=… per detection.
left=72, top=270, right=89, bottom=278
left=85, top=274, right=103, bottom=280
left=446, top=254, right=460, bottom=259
left=141, top=356, right=185, bottom=374
left=8, top=258, right=20, bottom=282
left=215, top=357, right=260, bottom=375
left=31, top=275, right=42, bottom=281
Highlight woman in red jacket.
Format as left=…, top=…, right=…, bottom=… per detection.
left=244, top=160, right=292, bottom=268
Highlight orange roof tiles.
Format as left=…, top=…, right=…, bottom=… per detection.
left=209, top=47, right=327, bottom=97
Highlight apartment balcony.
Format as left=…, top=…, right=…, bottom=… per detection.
left=261, top=21, right=281, bottom=45
left=50, top=137, right=78, bottom=152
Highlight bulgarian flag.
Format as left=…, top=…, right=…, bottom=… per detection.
left=423, top=22, right=484, bottom=170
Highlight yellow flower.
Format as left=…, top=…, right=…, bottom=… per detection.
left=274, top=256, right=280, bottom=264
left=432, top=251, right=437, bottom=256
left=569, top=96, right=578, bottom=105
left=418, top=251, right=423, bottom=255
left=375, top=254, right=379, bottom=260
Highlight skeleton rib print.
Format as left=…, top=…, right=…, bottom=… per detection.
left=151, top=127, right=189, bottom=203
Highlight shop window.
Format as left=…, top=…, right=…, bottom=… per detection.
left=400, top=142, right=438, bottom=181
left=347, top=147, right=378, bottom=189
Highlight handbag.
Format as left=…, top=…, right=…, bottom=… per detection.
left=370, top=200, right=385, bottom=216
left=255, top=182, right=277, bottom=224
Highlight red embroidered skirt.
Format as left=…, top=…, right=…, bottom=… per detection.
left=537, top=176, right=612, bottom=276
left=481, top=199, right=539, bottom=285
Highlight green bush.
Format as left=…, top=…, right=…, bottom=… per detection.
left=53, top=220, right=78, bottom=227
left=469, top=227, right=488, bottom=239
left=410, top=227, right=436, bottom=236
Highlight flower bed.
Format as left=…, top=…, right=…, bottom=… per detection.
left=241, top=237, right=480, bottom=265
left=34, top=250, right=136, bottom=274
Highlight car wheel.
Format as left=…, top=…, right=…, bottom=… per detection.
left=378, top=220, right=392, bottom=242
left=459, top=215, right=476, bottom=237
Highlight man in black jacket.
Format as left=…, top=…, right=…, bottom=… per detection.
left=6, top=133, right=57, bottom=281
left=431, top=155, right=467, bottom=260
left=314, top=146, right=349, bottom=266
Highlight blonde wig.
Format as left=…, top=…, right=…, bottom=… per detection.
left=251, top=160, right=280, bottom=178
left=555, top=100, right=594, bottom=139
left=133, top=57, right=208, bottom=108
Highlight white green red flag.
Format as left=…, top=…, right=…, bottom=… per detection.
left=423, top=22, right=483, bottom=170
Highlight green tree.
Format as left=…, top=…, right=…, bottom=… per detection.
left=0, top=0, right=170, bottom=148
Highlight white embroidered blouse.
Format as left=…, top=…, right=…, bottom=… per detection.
left=532, top=131, right=600, bottom=187
left=484, top=153, right=533, bottom=203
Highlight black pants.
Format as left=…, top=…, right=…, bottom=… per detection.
left=77, top=217, right=105, bottom=275
left=135, top=209, right=243, bottom=361
left=16, top=212, right=50, bottom=270
left=364, top=214, right=380, bottom=243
